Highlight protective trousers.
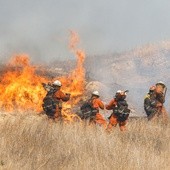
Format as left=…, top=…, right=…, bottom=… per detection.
left=54, top=105, right=62, bottom=121
left=90, top=113, right=107, bottom=128
left=150, top=106, right=168, bottom=123
left=95, top=113, right=107, bottom=128
left=107, top=114, right=127, bottom=131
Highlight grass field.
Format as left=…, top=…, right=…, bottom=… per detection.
left=0, top=112, right=169, bottom=170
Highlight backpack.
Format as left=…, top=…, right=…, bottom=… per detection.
left=42, top=89, right=59, bottom=117
left=113, top=100, right=130, bottom=121
left=144, top=93, right=160, bottom=117
left=80, top=99, right=98, bottom=119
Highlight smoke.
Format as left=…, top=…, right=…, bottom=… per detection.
left=1, top=1, right=170, bottom=116
left=1, top=0, right=170, bottom=61
left=86, top=42, right=170, bottom=116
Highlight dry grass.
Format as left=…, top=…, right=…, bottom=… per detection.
left=0, top=112, right=169, bottom=170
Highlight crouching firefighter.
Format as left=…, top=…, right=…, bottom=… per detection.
left=42, top=80, right=70, bottom=120
left=106, top=90, right=130, bottom=131
left=144, top=81, right=168, bottom=121
left=80, top=91, right=107, bottom=127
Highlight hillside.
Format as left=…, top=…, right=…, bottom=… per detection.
left=85, top=41, right=170, bottom=116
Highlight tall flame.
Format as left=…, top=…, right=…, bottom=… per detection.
left=60, top=31, right=85, bottom=98
left=0, top=31, right=85, bottom=121
left=59, top=31, right=85, bottom=121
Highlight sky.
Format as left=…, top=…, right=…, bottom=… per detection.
left=0, top=0, right=170, bottom=62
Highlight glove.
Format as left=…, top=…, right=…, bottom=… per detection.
left=66, top=93, right=71, bottom=96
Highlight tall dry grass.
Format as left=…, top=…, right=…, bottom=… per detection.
left=0, top=112, right=169, bottom=170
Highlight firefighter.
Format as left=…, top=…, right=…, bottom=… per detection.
left=52, top=80, right=70, bottom=120
left=42, top=80, right=70, bottom=120
left=144, top=81, right=168, bottom=121
left=89, top=91, right=107, bottom=127
left=106, top=90, right=130, bottom=131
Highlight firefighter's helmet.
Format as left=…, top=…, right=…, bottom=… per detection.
left=53, top=80, right=62, bottom=87
left=92, top=91, right=100, bottom=96
left=156, top=81, right=166, bottom=87
left=115, top=90, right=127, bottom=99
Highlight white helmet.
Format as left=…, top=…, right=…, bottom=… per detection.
left=53, top=80, right=62, bottom=87
left=92, top=90, right=100, bottom=96
left=156, top=81, right=165, bottom=86
left=116, top=90, right=122, bottom=94
left=116, top=90, right=127, bottom=96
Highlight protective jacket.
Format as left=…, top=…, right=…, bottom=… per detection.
left=106, top=98, right=130, bottom=131
left=53, top=90, right=70, bottom=102
left=91, top=97, right=107, bottom=127
left=53, top=90, right=70, bottom=119
left=106, top=98, right=130, bottom=121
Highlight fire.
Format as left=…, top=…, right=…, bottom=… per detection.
left=60, top=31, right=85, bottom=98
left=0, top=55, right=47, bottom=112
left=59, top=31, right=85, bottom=121
left=0, top=31, right=85, bottom=122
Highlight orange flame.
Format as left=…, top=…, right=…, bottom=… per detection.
left=59, top=31, right=85, bottom=121
left=60, top=31, right=85, bottom=97
left=0, top=31, right=85, bottom=122
left=0, top=55, right=47, bottom=112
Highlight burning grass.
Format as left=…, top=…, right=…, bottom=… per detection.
left=0, top=112, right=169, bottom=170
left=0, top=31, right=85, bottom=121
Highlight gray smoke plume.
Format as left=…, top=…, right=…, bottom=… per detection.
left=86, top=42, right=170, bottom=116
left=1, top=0, right=170, bottom=62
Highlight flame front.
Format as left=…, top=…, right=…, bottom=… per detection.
left=0, top=55, right=47, bottom=112
left=0, top=32, right=85, bottom=121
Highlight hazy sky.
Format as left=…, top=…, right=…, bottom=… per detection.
left=0, top=0, right=170, bottom=62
